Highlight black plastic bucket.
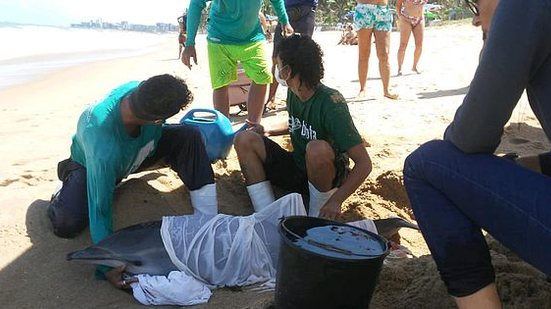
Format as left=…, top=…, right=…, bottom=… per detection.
left=275, top=216, right=389, bottom=309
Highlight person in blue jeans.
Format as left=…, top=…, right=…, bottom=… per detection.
left=403, top=0, right=551, bottom=308
left=48, top=74, right=217, bottom=244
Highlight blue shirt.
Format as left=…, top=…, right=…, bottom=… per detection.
left=445, top=0, right=551, bottom=153
left=71, top=82, right=163, bottom=243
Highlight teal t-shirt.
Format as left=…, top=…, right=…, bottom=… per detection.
left=70, top=81, right=163, bottom=244
left=185, top=0, right=289, bottom=46
left=287, top=84, right=363, bottom=171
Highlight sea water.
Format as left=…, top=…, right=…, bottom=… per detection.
left=0, top=23, right=173, bottom=90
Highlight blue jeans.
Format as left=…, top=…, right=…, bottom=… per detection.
left=272, top=5, right=316, bottom=57
left=403, top=140, right=551, bottom=297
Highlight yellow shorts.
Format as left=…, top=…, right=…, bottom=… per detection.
left=207, top=41, right=272, bottom=89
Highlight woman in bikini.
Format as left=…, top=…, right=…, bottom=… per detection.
left=396, top=0, right=427, bottom=75
left=354, top=0, right=398, bottom=100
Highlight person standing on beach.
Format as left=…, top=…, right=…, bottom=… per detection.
left=234, top=34, right=372, bottom=219
left=265, top=0, right=318, bottom=111
left=48, top=74, right=218, bottom=244
left=395, top=0, right=427, bottom=75
left=181, top=0, right=293, bottom=126
left=354, top=0, right=398, bottom=100
left=403, top=0, right=551, bottom=307
left=177, top=12, right=187, bottom=59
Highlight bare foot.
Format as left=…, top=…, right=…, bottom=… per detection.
left=266, top=102, right=276, bottom=110
left=384, top=92, right=399, bottom=100
left=265, top=98, right=276, bottom=111
left=412, top=67, right=422, bottom=74
left=397, top=71, right=402, bottom=76
left=357, top=90, right=366, bottom=98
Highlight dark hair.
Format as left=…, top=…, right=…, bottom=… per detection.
left=130, top=74, right=193, bottom=121
left=275, top=34, right=324, bottom=89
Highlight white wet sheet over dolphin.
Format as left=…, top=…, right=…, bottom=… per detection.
left=131, top=193, right=307, bottom=306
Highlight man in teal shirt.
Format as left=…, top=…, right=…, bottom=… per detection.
left=181, top=0, right=293, bottom=125
left=48, top=74, right=217, bottom=244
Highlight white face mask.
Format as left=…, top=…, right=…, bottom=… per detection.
left=274, top=65, right=289, bottom=87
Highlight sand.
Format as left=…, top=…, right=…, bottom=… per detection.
left=1, top=22, right=551, bottom=308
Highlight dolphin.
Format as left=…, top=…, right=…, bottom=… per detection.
left=67, top=217, right=418, bottom=275
left=373, top=217, right=419, bottom=240
left=66, top=220, right=176, bottom=275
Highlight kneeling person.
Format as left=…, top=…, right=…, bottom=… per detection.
left=48, top=74, right=217, bottom=244
left=235, top=34, right=372, bottom=219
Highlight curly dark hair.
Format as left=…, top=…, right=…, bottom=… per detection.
left=275, top=34, right=324, bottom=89
left=130, top=74, right=193, bottom=121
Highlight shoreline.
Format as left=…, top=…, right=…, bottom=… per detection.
left=0, top=36, right=176, bottom=91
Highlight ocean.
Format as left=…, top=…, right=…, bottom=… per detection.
left=0, top=23, right=174, bottom=90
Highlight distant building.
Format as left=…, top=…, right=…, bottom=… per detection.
left=70, top=19, right=178, bottom=33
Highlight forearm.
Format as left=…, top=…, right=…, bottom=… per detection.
left=184, top=0, right=207, bottom=47
left=270, top=0, right=289, bottom=25
left=89, top=198, right=113, bottom=244
left=444, top=0, right=550, bottom=153
left=327, top=156, right=372, bottom=206
left=87, top=167, right=116, bottom=244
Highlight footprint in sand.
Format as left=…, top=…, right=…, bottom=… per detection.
left=10, top=174, right=55, bottom=187
left=0, top=178, right=18, bottom=187
left=510, top=137, right=530, bottom=145
left=532, top=141, right=546, bottom=150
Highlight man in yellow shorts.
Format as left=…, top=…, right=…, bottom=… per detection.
left=181, top=0, right=293, bottom=125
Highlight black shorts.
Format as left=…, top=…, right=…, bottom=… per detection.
left=272, top=5, right=316, bottom=57
left=262, top=137, right=349, bottom=194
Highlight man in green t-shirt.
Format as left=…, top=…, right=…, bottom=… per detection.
left=234, top=35, right=372, bottom=219
left=48, top=75, right=217, bottom=244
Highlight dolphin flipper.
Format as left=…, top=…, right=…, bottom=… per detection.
left=373, top=217, right=419, bottom=240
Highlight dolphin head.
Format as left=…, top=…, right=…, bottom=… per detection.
left=66, top=221, right=178, bottom=275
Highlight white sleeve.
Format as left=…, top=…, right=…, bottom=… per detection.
left=131, top=271, right=212, bottom=306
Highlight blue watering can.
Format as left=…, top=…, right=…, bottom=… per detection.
left=180, top=108, right=248, bottom=163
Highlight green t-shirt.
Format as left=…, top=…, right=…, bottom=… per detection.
left=286, top=84, right=363, bottom=171
left=186, top=0, right=289, bottom=46
left=70, top=81, right=163, bottom=244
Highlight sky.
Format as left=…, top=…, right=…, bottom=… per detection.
left=0, top=0, right=191, bottom=26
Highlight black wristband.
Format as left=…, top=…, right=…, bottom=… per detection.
left=538, top=152, right=551, bottom=176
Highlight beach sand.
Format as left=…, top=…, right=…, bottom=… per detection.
left=1, top=23, right=551, bottom=308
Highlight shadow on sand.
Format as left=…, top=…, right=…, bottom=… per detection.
left=0, top=170, right=271, bottom=308
left=417, top=86, right=469, bottom=99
